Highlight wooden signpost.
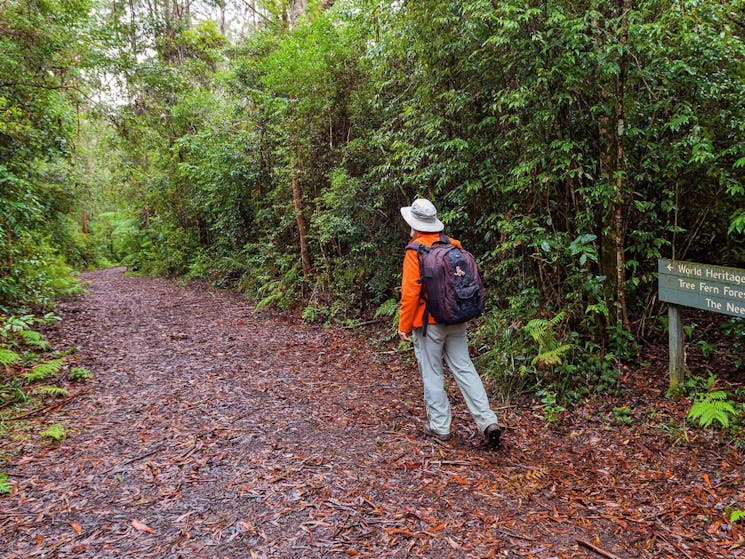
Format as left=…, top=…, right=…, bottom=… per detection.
left=658, top=259, right=745, bottom=389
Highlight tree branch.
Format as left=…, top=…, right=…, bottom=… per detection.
left=239, top=0, right=273, bottom=25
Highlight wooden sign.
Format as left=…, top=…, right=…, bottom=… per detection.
left=658, top=259, right=745, bottom=318
left=658, top=259, right=745, bottom=390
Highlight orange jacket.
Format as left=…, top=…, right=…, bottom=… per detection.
left=398, top=232, right=463, bottom=334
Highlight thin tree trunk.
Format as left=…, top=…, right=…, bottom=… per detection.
left=292, top=171, right=312, bottom=276
left=289, top=125, right=312, bottom=276
left=6, top=229, right=12, bottom=269
left=614, top=2, right=630, bottom=330
left=128, top=0, right=137, bottom=54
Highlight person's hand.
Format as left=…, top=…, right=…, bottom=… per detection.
left=398, top=330, right=411, bottom=342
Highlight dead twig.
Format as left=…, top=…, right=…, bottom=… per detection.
left=378, top=346, right=415, bottom=355
left=496, top=528, right=534, bottom=541
left=342, top=318, right=387, bottom=329
left=576, top=538, right=623, bottom=559
left=652, top=529, right=696, bottom=559
left=104, top=446, right=167, bottom=474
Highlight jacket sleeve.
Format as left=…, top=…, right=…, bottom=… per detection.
left=398, top=248, right=422, bottom=334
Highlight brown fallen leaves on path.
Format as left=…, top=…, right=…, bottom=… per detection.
left=0, top=267, right=743, bottom=558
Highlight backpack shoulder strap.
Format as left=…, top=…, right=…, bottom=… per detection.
left=405, top=241, right=427, bottom=278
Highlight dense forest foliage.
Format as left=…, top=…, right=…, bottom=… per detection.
left=2, top=0, right=744, bottom=397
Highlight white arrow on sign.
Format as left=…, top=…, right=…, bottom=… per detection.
left=667, top=263, right=673, bottom=271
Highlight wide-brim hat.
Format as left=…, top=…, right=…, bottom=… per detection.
left=400, top=198, right=444, bottom=232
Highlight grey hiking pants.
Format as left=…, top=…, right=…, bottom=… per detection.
left=412, top=322, right=498, bottom=436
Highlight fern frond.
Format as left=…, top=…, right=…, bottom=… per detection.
left=23, top=358, right=65, bottom=382
left=255, top=291, right=283, bottom=312
left=531, top=343, right=573, bottom=367
left=20, top=330, right=45, bottom=347
left=525, top=312, right=571, bottom=367
left=688, top=391, right=738, bottom=428
left=730, top=509, right=745, bottom=523
left=40, top=423, right=66, bottom=442
left=374, top=298, right=399, bottom=318
left=69, top=367, right=92, bottom=381
left=524, top=318, right=550, bottom=344
left=548, top=311, right=566, bottom=328
left=33, top=385, right=70, bottom=397
left=525, top=312, right=566, bottom=343
left=0, top=473, right=10, bottom=495
left=0, top=349, right=20, bottom=366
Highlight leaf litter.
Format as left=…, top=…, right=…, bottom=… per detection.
left=0, top=267, right=742, bottom=558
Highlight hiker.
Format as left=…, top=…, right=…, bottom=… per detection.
left=398, top=198, right=502, bottom=449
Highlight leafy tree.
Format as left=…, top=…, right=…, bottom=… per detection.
left=0, top=0, right=91, bottom=309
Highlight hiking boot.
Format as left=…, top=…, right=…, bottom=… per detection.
left=483, top=423, right=503, bottom=450
left=423, top=424, right=451, bottom=442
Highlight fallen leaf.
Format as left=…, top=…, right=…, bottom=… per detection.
left=132, top=519, right=155, bottom=534
left=70, top=522, right=82, bottom=535
left=450, top=474, right=468, bottom=485
left=387, top=527, right=413, bottom=536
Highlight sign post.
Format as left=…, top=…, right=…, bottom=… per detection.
left=658, top=259, right=745, bottom=389
left=667, top=304, right=684, bottom=390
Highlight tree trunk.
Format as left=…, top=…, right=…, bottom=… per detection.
left=128, top=0, right=137, bottom=54
left=292, top=171, right=312, bottom=276
left=614, top=2, right=630, bottom=330
left=5, top=229, right=12, bottom=269
left=289, top=124, right=312, bottom=276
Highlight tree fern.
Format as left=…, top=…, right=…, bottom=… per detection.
left=688, top=391, right=739, bottom=428
left=23, top=358, right=65, bottom=382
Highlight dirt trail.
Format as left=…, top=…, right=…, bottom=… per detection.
left=1, top=268, right=742, bottom=558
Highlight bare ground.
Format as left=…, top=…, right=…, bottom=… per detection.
left=1, top=267, right=743, bottom=558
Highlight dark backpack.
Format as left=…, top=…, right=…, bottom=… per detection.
left=406, top=234, right=485, bottom=334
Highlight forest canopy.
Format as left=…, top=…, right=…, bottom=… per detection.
left=1, top=0, right=744, bottom=396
